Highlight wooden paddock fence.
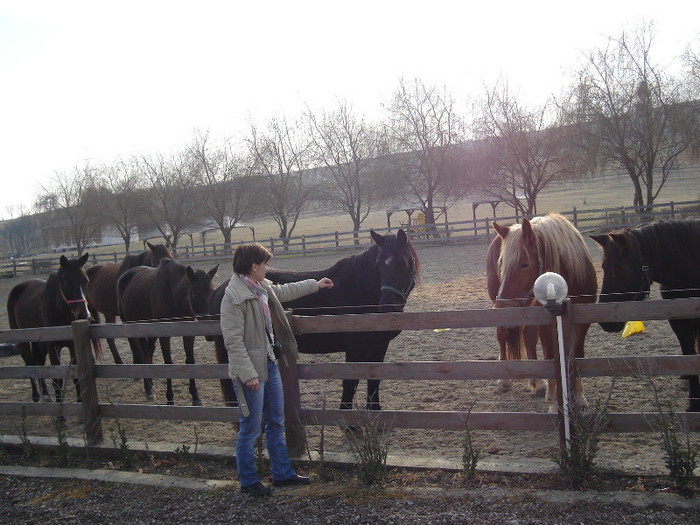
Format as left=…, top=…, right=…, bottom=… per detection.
left=3, top=198, right=699, bottom=276
left=1, top=299, right=700, bottom=458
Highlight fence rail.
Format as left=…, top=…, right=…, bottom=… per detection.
left=3, top=199, right=699, bottom=276
left=1, top=298, right=700, bottom=458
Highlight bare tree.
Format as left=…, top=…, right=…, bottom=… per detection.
left=37, top=164, right=102, bottom=256
left=94, top=157, right=142, bottom=251
left=189, top=131, right=255, bottom=252
left=306, top=100, right=381, bottom=241
left=138, top=152, right=201, bottom=249
left=475, top=78, right=580, bottom=216
left=0, top=211, right=36, bottom=256
left=682, top=41, right=700, bottom=160
left=383, top=78, right=468, bottom=234
left=245, top=117, right=314, bottom=248
left=565, top=23, right=700, bottom=211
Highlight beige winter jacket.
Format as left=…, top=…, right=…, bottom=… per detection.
left=220, top=275, right=319, bottom=384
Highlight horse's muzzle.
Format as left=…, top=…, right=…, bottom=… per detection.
left=599, top=321, right=625, bottom=333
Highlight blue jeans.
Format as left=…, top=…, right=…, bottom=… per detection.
left=234, top=361, right=295, bottom=487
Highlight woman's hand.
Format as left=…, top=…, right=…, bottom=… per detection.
left=317, top=277, right=334, bottom=289
left=245, top=378, right=260, bottom=391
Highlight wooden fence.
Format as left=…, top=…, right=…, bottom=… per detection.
left=1, top=298, right=700, bottom=458
left=3, top=199, right=699, bottom=276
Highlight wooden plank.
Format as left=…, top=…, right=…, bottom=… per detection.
left=94, top=364, right=230, bottom=379
left=90, top=320, right=222, bottom=339
left=301, top=409, right=559, bottom=432
left=0, top=325, right=72, bottom=344
left=297, top=360, right=557, bottom=380
left=606, top=412, right=700, bottom=432
left=291, top=307, right=553, bottom=334
left=98, top=403, right=239, bottom=422
left=0, top=401, right=82, bottom=418
left=577, top=355, right=700, bottom=377
left=73, top=319, right=103, bottom=445
left=0, top=365, right=76, bottom=380
left=571, top=298, right=700, bottom=324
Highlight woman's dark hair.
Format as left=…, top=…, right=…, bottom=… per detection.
left=232, top=243, right=272, bottom=275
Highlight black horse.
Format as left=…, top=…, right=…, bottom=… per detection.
left=209, top=229, right=419, bottom=410
left=592, top=219, right=700, bottom=412
left=117, top=258, right=218, bottom=405
left=6, top=253, right=91, bottom=402
left=86, top=241, right=173, bottom=364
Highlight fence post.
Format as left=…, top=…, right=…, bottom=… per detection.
left=113, top=253, right=118, bottom=263
left=72, top=319, right=103, bottom=445
left=281, top=312, right=304, bottom=457
left=553, top=299, right=577, bottom=450
left=335, top=231, right=339, bottom=248
left=302, top=235, right=306, bottom=256
left=269, top=238, right=275, bottom=254
left=620, top=206, right=625, bottom=225
left=670, top=201, right=675, bottom=219
left=572, top=206, right=578, bottom=228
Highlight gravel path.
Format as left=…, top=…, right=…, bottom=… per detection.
left=1, top=468, right=699, bottom=525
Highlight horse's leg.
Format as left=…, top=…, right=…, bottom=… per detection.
left=214, top=335, right=237, bottom=407
left=69, top=346, right=81, bottom=402
left=159, top=337, right=174, bottom=405
left=340, top=378, right=360, bottom=410
left=130, top=337, right=155, bottom=402
left=104, top=314, right=123, bottom=365
left=22, top=341, right=45, bottom=402
left=46, top=343, right=64, bottom=404
left=669, top=319, right=700, bottom=412
left=538, top=326, right=558, bottom=413
left=496, top=326, right=512, bottom=393
left=182, top=335, right=201, bottom=406
left=571, top=324, right=590, bottom=409
left=523, top=325, right=544, bottom=394
left=364, top=343, right=390, bottom=411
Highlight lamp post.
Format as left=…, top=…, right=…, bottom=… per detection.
left=533, top=271, right=571, bottom=450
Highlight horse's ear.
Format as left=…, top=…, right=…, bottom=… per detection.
left=493, top=221, right=509, bottom=239
left=78, top=252, right=89, bottom=266
left=590, top=234, right=609, bottom=248
left=186, top=266, right=195, bottom=281
left=146, top=241, right=155, bottom=251
left=59, top=255, right=68, bottom=268
left=522, top=218, right=535, bottom=242
left=209, top=264, right=219, bottom=279
left=397, top=229, right=408, bottom=244
left=370, top=229, right=384, bottom=247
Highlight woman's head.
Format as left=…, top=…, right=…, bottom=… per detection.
left=233, top=243, right=272, bottom=278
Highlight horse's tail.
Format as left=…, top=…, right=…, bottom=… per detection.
left=505, top=326, right=523, bottom=361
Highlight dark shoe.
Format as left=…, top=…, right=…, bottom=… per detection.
left=272, top=474, right=310, bottom=487
left=240, top=481, right=272, bottom=497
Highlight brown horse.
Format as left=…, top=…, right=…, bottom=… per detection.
left=486, top=233, right=541, bottom=394
left=6, top=254, right=91, bottom=402
left=493, top=213, right=597, bottom=412
left=86, top=241, right=173, bottom=364
left=117, top=258, right=218, bottom=405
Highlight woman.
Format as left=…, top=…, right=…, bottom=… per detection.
left=220, top=243, right=333, bottom=497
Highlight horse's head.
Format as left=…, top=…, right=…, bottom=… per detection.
left=57, top=253, right=91, bottom=320
left=493, top=218, right=540, bottom=308
left=370, top=229, right=418, bottom=313
left=186, top=264, right=219, bottom=317
left=591, top=231, right=649, bottom=333
left=146, top=241, right=174, bottom=267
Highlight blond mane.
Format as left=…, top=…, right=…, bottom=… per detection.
left=498, top=213, right=596, bottom=292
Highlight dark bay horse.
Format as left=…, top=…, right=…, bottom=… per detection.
left=6, top=254, right=91, bottom=402
left=591, top=219, right=700, bottom=412
left=493, top=213, right=597, bottom=412
left=210, top=229, right=419, bottom=410
left=117, top=258, right=218, bottom=405
left=86, top=241, right=173, bottom=364
left=487, top=233, right=541, bottom=394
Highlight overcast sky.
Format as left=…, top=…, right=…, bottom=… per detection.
left=1, top=0, right=698, bottom=218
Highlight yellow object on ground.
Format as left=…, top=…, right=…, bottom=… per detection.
left=621, top=321, right=645, bottom=338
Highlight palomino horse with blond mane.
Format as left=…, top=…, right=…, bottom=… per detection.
left=492, top=213, right=597, bottom=412
left=486, top=234, right=541, bottom=394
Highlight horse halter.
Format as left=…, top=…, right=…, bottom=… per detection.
left=59, top=285, right=88, bottom=307
left=379, top=257, right=417, bottom=303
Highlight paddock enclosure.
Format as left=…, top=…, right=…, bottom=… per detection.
left=1, top=239, right=699, bottom=474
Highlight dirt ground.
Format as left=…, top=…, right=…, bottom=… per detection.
left=0, top=238, right=697, bottom=477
